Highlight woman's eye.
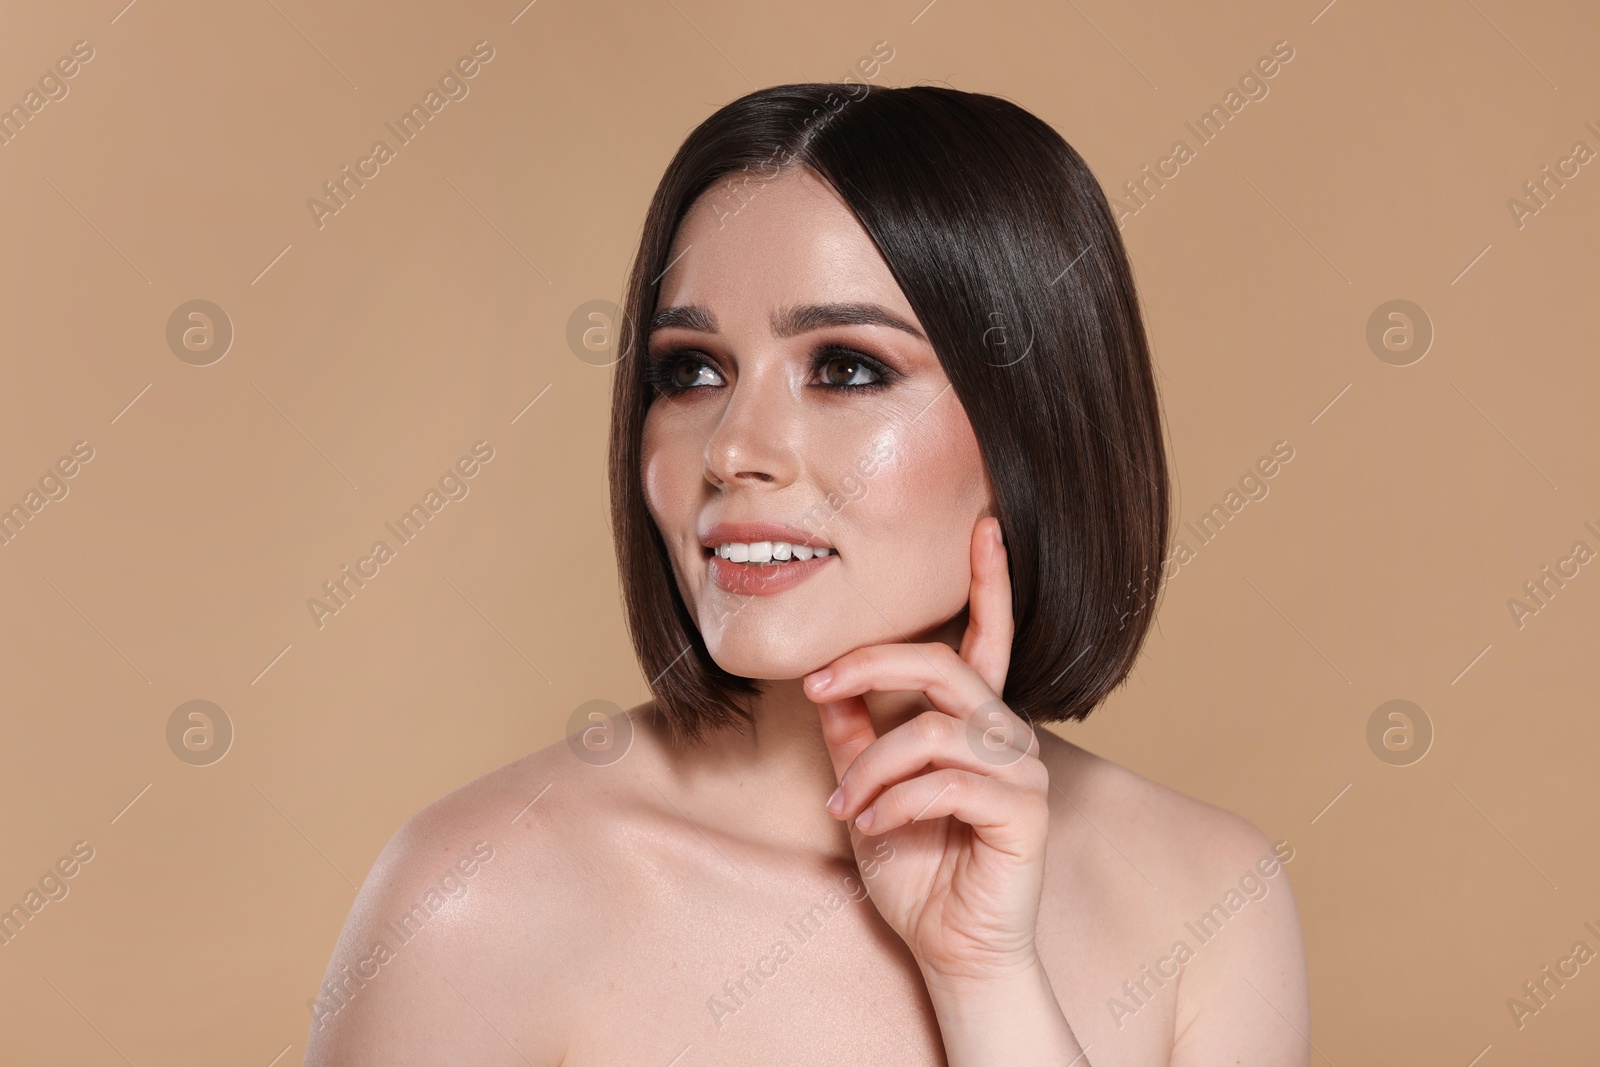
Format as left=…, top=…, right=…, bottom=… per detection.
left=649, top=355, right=726, bottom=391
left=816, top=353, right=881, bottom=388
left=668, top=361, right=720, bottom=390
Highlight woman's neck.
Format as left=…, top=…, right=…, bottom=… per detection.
left=647, top=622, right=965, bottom=864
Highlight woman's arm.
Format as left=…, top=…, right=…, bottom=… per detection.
left=920, top=958, right=1089, bottom=1066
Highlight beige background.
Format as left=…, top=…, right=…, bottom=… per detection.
left=1, top=0, right=1596, bottom=1063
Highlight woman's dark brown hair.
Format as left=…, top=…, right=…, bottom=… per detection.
left=609, top=82, right=1169, bottom=745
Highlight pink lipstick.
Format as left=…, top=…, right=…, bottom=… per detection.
left=700, top=521, right=839, bottom=596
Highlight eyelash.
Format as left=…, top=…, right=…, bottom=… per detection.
left=642, top=345, right=900, bottom=396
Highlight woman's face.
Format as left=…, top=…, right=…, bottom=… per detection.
left=641, top=166, right=995, bottom=680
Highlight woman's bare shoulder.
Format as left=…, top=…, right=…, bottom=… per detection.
left=1035, top=728, right=1291, bottom=891
left=1035, top=729, right=1309, bottom=1062
left=304, top=705, right=656, bottom=1066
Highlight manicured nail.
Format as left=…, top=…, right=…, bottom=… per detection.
left=826, top=787, right=844, bottom=815
left=855, top=808, right=874, bottom=831
left=806, top=668, right=832, bottom=693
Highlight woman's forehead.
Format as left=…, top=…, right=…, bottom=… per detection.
left=657, top=171, right=915, bottom=327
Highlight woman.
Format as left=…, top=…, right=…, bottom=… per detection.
left=306, top=83, right=1308, bottom=1066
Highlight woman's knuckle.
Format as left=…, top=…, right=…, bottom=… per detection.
left=941, top=768, right=974, bottom=797
left=913, top=709, right=950, bottom=746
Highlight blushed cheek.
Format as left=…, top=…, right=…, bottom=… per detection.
left=844, top=408, right=992, bottom=626
left=641, top=418, right=700, bottom=599
left=875, top=405, right=988, bottom=524
left=640, top=428, right=668, bottom=532
left=642, top=409, right=698, bottom=511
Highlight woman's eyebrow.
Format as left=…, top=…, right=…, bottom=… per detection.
left=646, top=302, right=927, bottom=342
left=647, top=304, right=717, bottom=335
left=772, top=302, right=927, bottom=341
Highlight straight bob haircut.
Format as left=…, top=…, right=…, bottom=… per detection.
left=609, top=82, right=1169, bottom=745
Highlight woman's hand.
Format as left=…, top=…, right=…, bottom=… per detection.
left=808, top=515, right=1052, bottom=989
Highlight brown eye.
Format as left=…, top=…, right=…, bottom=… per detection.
left=672, top=356, right=712, bottom=388
left=646, top=352, right=722, bottom=392
left=817, top=352, right=880, bottom=388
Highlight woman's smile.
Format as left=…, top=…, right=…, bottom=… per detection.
left=699, top=520, right=837, bottom=596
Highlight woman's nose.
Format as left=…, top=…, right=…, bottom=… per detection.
left=703, top=372, right=799, bottom=489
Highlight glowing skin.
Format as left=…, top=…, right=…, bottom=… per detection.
left=641, top=166, right=994, bottom=682
left=305, top=165, right=1310, bottom=1067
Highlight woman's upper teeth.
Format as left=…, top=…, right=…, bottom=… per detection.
left=716, top=541, right=832, bottom=562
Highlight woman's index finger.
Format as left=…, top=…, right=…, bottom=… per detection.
left=959, top=516, right=1014, bottom=695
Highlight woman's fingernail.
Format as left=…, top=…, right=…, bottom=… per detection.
left=826, top=787, right=844, bottom=815
left=855, top=808, right=875, bottom=831
left=806, top=668, right=832, bottom=693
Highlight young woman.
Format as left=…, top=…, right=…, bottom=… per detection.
left=306, top=83, right=1309, bottom=1066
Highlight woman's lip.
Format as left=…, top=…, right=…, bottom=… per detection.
left=707, top=553, right=835, bottom=596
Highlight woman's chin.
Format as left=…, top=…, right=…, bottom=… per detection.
left=698, top=607, right=969, bottom=682
left=702, top=640, right=837, bottom=683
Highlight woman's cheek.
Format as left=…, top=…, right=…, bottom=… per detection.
left=847, top=487, right=973, bottom=627
left=871, top=413, right=990, bottom=626
left=868, top=412, right=987, bottom=525
left=640, top=424, right=703, bottom=601
left=641, top=417, right=694, bottom=516
left=900, top=550, right=973, bottom=632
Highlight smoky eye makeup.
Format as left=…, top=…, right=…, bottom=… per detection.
left=810, top=344, right=901, bottom=392
left=642, top=342, right=903, bottom=397
left=642, top=347, right=725, bottom=393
